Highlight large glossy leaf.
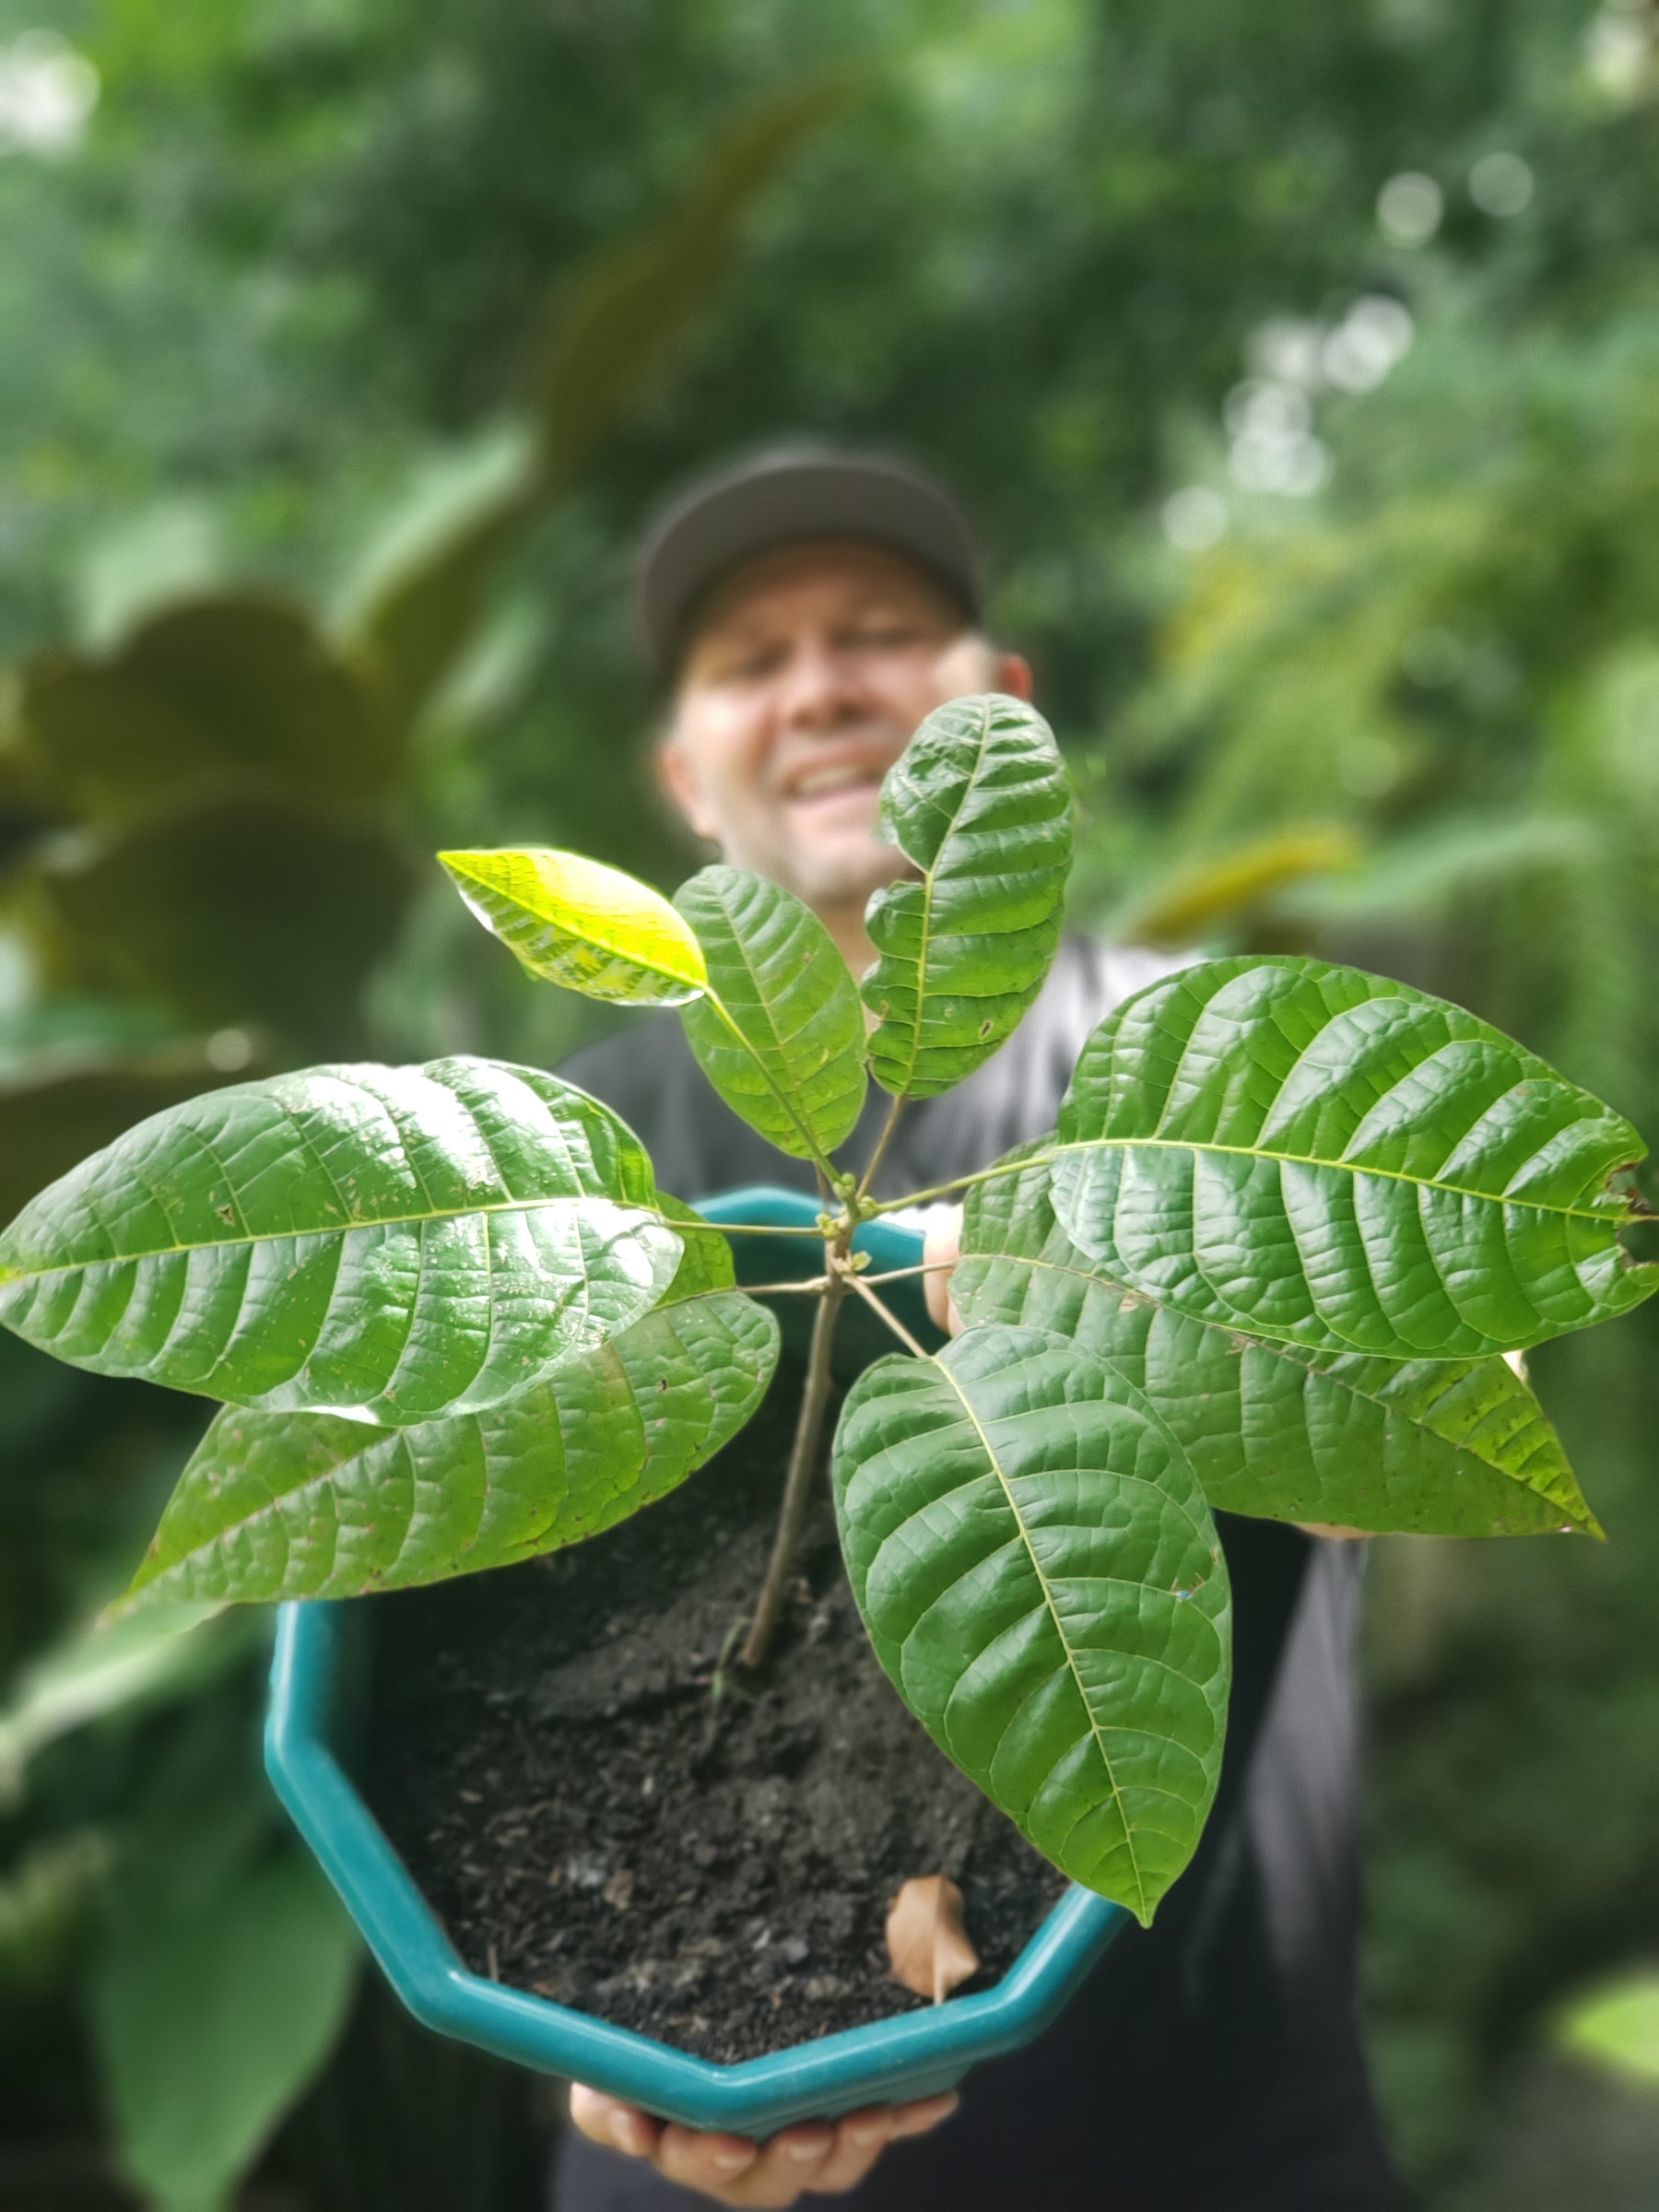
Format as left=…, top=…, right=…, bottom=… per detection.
left=120, top=1264, right=779, bottom=1609
left=833, top=1324, right=1230, bottom=1923
left=441, top=846, right=708, bottom=1006
left=0, top=1058, right=680, bottom=1422
left=957, top=1147, right=1601, bottom=1537
left=863, top=694, right=1073, bottom=1098
left=16, top=591, right=398, bottom=816
left=675, top=865, right=866, bottom=1159
left=1053, top=956, right=1655, bottom=1359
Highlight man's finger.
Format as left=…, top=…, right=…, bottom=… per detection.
left=569, top=2085, right=661, bottom=2159
left=923, top=1205, right=963, bottom=1334
left=653, top=2121, right=765, bottom=2198
left=885, top=2089, right=960, bottom=2139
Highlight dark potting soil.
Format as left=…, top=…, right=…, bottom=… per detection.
left=361, top=1377, right=1068, bottom=2065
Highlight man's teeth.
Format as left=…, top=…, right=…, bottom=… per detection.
left=791, top=764, right=879, bottom=797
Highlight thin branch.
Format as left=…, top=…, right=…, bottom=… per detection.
left=865, top=1147, right=1059, bottom=1216
left=740, top=1277, right=847, bottom=1670
left=848, top=1275, right=931, bottom=1359
left=701, top=1219, right=831, bottom=1238
left=855, top=1093, right=904, bottom=1202
left=859, top=1259, right=957, bottom=1287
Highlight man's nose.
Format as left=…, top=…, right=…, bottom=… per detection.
left=776, top=639, right=871, bottom=730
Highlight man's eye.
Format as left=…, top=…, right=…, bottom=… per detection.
left=723, top=645, right=785, bottom=682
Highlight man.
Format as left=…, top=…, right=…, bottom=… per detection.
left=551, top=450, right=1400, bottom=2209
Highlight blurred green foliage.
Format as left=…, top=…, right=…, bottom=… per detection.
left=1, top=0, right=1657, bottom=2203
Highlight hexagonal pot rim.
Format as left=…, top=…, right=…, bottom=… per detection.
left=264, top=1184, right=1128, bottom=2136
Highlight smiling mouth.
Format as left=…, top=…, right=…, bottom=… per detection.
left=784, top=762, right=889, bottom=802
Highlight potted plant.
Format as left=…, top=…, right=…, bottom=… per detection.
left=0, top=694, right=1651, bottom=2136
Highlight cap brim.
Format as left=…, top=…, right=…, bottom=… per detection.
left=633, top=447, right=984, bottom=679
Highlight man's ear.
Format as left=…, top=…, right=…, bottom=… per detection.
left=655, top=728, right=721, bottom=843
left=991, top=650, right=1035, bottom=702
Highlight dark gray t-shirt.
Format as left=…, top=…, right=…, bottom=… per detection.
left=551, top=939, right=1399, bottom=2211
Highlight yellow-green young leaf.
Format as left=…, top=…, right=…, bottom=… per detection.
left=833, top=1325, right=1230, bottom=1924
left=1053, top=956, right=1656, bottom=1359
left=441, top=847, right=707, bottom=1006
left=120, top=1285, right=779, bottom=1608
left=956, top=1145, right=1603, bottom=1538
left=0, top=1058, right=681, bottom=1424
left=863, top=694, right=1073, bottom=1099
left=1113, top=825, right=1361, bottom=947
left=675, top=865, right=866, bottom=1160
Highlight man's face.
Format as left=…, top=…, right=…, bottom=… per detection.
left=658, top=538, right=1031, bottom=916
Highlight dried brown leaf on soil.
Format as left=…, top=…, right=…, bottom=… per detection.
left=885, top=1874, right=980, bottom=2003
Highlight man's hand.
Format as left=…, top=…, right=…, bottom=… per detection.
left=568, top=2084, right=959, bottom=2206
left=922, top=1206, right=964, bottom=1335
left=921, top=1203, right=1368, bottom=1540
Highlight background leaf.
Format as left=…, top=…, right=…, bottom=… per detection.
left=863, top=693, right=1073, bottom=1098
left=958, top=1147, right=1602, bottom=1537
left=15, top=592, right=400, bottom=818
left=675, top=865, right=866, bottom=1159
left=441, top=845, right=708, bottom=1006
left=348, top=84, right=844, bottom=736
left=833, top=1323, right=1230, bottom=1923
left=0, top=1057, right=680, bottom=1421
left=22, top=791, right=414, bottom=1055
left=1053, top=956, right=1655, bottom=1359
left=120, top=1278, right=778, bottom=1607
left=0, top=1604, right=259, bottom=1805
left=97, top=1852, right=358, bottom=2212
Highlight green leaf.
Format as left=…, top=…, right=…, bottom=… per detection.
left=17, top=591, right=399, bottom=817
left=441, top=846, right=708, bottom=1006
left=655, top=1192, right=740, bottom=1299
left=1111, top=824, right=1362, bottom=947
left=0, top=1604, right=260, bottom=1805
left=0, top=1057, right=681, bottom=1422
left=339, top=422, right=541, bottom=739
left=1053, top=956, right=1655, bottom=1359
left=675, top=865, right=866, bottom=1160
left=832, top=1324, right=1230, bottom=1923
left=533, top=83, right=850, bottom=484
left=350, top=88, right=841, bottom=736
left=1559, top=1971, right=1659, bottom=2088
left=0, top=1021, right=269, bottom=1225
left=957, top=1146, right=1602, bottom=1537
left=121, top=1281, right=778, bottom=1607
left=95, top=1846, right=359, bottom=2212
left=23, top=789, right=414, bottom=1054
left=863, top=694, right=1073, bottom=1098
left=0, top=1830, right=113, bottom=1995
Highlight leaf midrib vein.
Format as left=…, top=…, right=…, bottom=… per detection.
left=894, top=702, right=993, bottom=1095
left=3, top=1193, right=658, bottom=1283
left=1054, top=1133, right=1629, bottom=1224
left=932, top=1355, right=1151, bottom=1921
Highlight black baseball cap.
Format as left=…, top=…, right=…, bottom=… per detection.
left=632, top=445, right=986, bottom=682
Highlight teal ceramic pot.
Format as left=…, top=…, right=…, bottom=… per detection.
left=265, top=1186, right=1127, bottom=2136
